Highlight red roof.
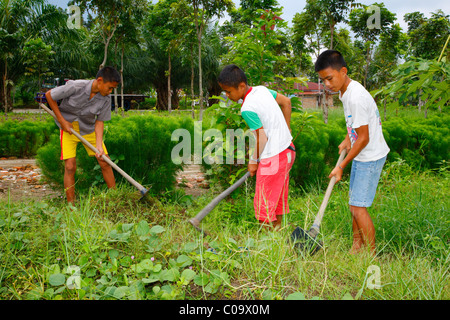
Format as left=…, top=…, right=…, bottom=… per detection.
left=267, top=81, right=337, bottom=95
left=295, top=82, right=324, bottom=91
left=295, top=82, right=337, bottom=95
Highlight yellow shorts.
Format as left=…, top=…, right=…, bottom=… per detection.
left=60, top=121, right=108, bottom=160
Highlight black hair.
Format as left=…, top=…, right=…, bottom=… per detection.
left=314, top=50, right=347, bottom=72
left=218, top=64, right=248, bottom=88
left=96, top=66, right=121, bottom=83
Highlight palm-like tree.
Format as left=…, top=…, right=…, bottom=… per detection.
left=0, top=0, right=89, bottom=112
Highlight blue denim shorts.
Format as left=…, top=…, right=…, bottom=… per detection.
left=349, top=156, right=387, bottom=207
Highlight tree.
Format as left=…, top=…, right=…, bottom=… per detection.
left=369, top=24, right=407, bottom=89
left=292, top=0, right=324, bottom=61
left=317, top=0, right=357, bottom=50
left=23, top=37, right=55, bottom=92
left=349, top=2, right=396, bottom=89
left=148, top=0, right=187, bottom=113
left=332, top=27, right=366, bottom=85
left=223, top=9, right=289, bottom=86
left=404, top=10, right=450, bottom=60
left=229, top=0, right=279, bottom=26
left=141, top=30, right=190, bottom=111
left=111, top=0, right=147, bottom=115
left=190, top=0, right=234, bottom=120
left=0, top=0, right=77, bottom=112
left=74, top=0, right=128, bottom=70
left=374, top=35, right=450, bottom=118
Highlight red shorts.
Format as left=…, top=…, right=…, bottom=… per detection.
left=254, top=143, right=296, bottom=222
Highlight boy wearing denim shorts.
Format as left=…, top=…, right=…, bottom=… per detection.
left=315, top=50, right=390, bottom=255
left=218, top=64, right=296, bottom=229
left=45, top=66, right=120, bottom=204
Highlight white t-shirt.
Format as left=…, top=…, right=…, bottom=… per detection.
left=241, top=86, right=292, bottom=159
left=340, top=80, right=390, bottom=162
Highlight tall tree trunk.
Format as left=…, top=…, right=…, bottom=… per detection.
left=2, top=59, right=9, bottom=114
left=156, top=84, right=168, bottom=111
left=121, top=44, right=125, bottom=117
left=329, top=23, right=335, bottom=50
left=418, top=88, right=423, bottom=112
left=193, top=0, right=204, bottom=120
left=99, top=23, right=118, bottom=70
left=197, top=28, right=203, bottom=120
left=363, top=45, right=371, bottom=88
left=114, top=87, right=118, bottom=114
left=168, top=51, right=172, bottom=113
left=190, top=48, right=195, bottom=119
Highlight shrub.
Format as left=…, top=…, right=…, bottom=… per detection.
left=383, top=114, right=449, bottom=170
left=289, top=115, right=346, bottom=188
left=200, top=108, right=448, bottom=191
left=36, top=114, right=194, bottom=194
left=0, top=118, right=57, bottom=158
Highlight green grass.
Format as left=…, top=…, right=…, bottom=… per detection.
left=0, top=159, right=448, bottom=300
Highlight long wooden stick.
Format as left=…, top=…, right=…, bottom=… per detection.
left=39, top=102, right=149, bottom=198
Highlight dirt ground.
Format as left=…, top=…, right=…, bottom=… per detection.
left=0, top=158, right=208, bottom=203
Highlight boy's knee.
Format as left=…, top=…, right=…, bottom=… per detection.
left=65, top=159, right=77, bottom=174
left=350, top=205, right=367, bottom=218
left=97, top=157, right=111, bottom=170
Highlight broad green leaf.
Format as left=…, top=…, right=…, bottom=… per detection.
left=150, top=225, right=165, bottom=234
left=341, top=292, right=354, bottom=300
left=286, top=292, right=306, bottom=300
left=49, top=273, right=65, bottom=286
left=176, top=255, right=193, bottom=268
left=142, top=277, right=159, bottom=284
left=135, top=220, right=150, bottom=236
left=121, top=223, right=134, bottom=232
left=180, top=269, right=196, bottom=285
left=194, top=273, right=209, bottom=286
left=159, top=268, right=180, bottom=282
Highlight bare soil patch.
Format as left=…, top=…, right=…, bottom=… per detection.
left=0, top=158, right=61, bottom=202
left=0, top=158, right=209, bottom=202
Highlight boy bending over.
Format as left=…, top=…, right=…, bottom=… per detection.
left=46, top=66, right=120, bottom=203
left=218, top=64, right=296, bottom=229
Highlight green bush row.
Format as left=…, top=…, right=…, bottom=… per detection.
left=383, top=115, right=449, bottom=170
left=36, top=114, right=194, bottom=194
left=199, top=112, right=449, bottom=190
left=290, top=113, right=448, bottom=188
left=1, top=112, right=447, bottom=194
left=0, top=118, right=57, bottom=158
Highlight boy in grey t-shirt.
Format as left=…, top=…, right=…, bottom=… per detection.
left=45, top=66, right=120, bottom=204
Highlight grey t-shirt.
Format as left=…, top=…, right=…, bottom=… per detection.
left=49, top=79, right=111, bottom=135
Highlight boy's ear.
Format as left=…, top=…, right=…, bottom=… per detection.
left=340, top=67, right=348, bottom=75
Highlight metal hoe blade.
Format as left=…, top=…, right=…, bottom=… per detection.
left=290, top=227, right=323, bottom=256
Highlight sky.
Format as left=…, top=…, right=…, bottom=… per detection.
left=270, top=0, right=450, bottom=31
left=49, top=0, right=450, bottom=32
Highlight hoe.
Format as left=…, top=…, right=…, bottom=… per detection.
left=290, top=149, right=347, bottom=255
left=40, top=103, right=150, bottom=200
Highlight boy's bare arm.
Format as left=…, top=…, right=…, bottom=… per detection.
left=339, top=135, right=351, bottom=154
left=45, top=91, right=73, bottom=134
left=248, top=127, right=268, bottom=176
left=275, top=93, right=292, bottom=131
left=330, top=125, right=369, bottom=182
left=94, top=120, right=106, bottom=158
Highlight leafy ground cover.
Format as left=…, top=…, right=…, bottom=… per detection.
left=0, top=158, right=448, bottom=300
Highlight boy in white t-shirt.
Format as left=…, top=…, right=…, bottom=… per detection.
left=218, top=64, right=296, bottom=229
left=315, top=50, right=390, bottom=255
